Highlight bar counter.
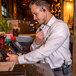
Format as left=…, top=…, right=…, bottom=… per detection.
left=0, top=63, right=54, bottom=76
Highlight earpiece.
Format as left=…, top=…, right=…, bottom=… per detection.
left=42, top=8, right=46, bottom=12
left=43, top=9, right=46, bottom=12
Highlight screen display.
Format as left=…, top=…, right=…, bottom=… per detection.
left=13, top=41, right=23, bottom=51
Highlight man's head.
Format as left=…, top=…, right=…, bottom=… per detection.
left=29, top=0, right=51, bottom=25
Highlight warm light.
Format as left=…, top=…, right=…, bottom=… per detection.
left=63, top=1, right=73, bottom=23
left=54, top=0, right=57, bottom=2
left=67, top=3, right=72, bottom=9
left=23, top=4, right=26, bottom=6
left=64, top=0, right=73, bottom=2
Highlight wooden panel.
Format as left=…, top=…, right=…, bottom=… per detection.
left=13, top=0, right=17, bottom=19
left=19, top=20, right=31, bottom=34
left=73, top=0, right=76, bottom=76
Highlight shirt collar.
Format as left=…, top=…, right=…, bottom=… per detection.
left=47, top=15, right=57, bottom=27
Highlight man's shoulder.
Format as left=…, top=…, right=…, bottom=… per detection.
left=55, top=19, right=66, bottom=24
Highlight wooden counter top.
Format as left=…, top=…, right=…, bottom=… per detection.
left=0, top=63, right=54, bottom=76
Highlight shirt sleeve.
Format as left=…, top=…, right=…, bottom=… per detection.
left=30, top=40, right=41, bottom=51
left=18, top=22, right=70, bottom=64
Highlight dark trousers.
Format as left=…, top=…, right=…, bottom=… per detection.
left=52, top=65, right=72, bottom=76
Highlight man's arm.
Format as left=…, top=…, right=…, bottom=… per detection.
left=6, top=23, right=70, bottom=64
left=18, top=23, right=69, bottom=64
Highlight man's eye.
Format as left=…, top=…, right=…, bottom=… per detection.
left=35, top=13, right=38, bottom=16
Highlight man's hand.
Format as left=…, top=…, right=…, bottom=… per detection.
left=35, top=31, right=44, bottom=45
left=6, top=53, right=19, bottom=64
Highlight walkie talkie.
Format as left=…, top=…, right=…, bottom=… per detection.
left=62, top=60, right=69, bottom=75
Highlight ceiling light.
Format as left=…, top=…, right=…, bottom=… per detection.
left=23, top=4, right=26, bottom=6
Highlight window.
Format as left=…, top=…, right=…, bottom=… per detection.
left=1, top=6, right=7, bottom=17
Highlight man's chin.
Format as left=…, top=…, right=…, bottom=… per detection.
left=38, top=22, right=43, bottom=25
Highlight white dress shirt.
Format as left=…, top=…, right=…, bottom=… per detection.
left=18, top=15, right=72, bottom=69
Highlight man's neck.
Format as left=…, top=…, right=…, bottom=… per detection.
left=44, top=13, right=53, bottom=25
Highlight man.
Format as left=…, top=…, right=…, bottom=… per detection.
left=6, top=0, right=72, bottom=76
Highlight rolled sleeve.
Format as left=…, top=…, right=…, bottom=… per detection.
left=31, top=39, right=44, bottom=51
left=18, top=50, right=46, bottom=64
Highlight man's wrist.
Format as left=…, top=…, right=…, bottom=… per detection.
left=32, top=40, right=40, bottom=48
left=15, top=55, right=19, bottom=64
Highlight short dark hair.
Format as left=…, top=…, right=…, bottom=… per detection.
left=29, top=0, right=51, bottom=12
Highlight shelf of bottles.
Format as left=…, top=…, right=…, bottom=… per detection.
left=50, top=0, right=61, bottom=19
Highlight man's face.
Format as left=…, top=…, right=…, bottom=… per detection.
left=31, top=4, right=46, bottom=25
